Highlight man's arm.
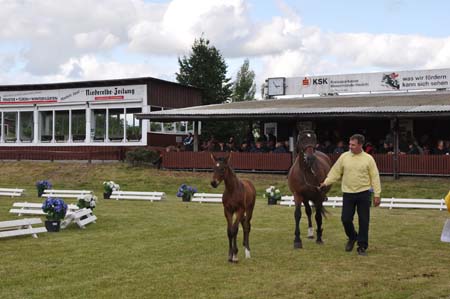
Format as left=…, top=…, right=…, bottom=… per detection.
left=319, top=155, right=344, bottom=190
left=369, top=157, right=382, bottom=207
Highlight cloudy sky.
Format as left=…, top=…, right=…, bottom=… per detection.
left=1, top=0, right=450, bottom=98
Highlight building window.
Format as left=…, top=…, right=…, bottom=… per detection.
left=39, top=111, right=53, bottom=142
left=126, top=108, right=141, bottom=141
left=72, top=110, right=86, bottom=142
left=19, top=111, right=33, bottom=142
left=4, top=112, right=17, bottom=142
left=93, top=109, right=106, bottom=141
left=55, top=111, right=69, bottom=142
left=0, top=113, right=3, bottom=141
left=149, top=106, right=162, bottom=132
left=109, top=109, right=124, bottom=142
left=150, top=121, right=162, bottom=132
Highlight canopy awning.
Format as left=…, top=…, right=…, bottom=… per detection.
left=136, top=91, right=450, bottom=121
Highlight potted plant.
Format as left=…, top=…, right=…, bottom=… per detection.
left=266, top=186, right=281, bottom=205
left=103, top=181, right=120, bottom=199
left=176, top=184, right=197, bottom=202
left=42, top=197, right=68, bottom=232
left=77, top=194, right=97, bottom=210
left=36, top=180, right=52, bottom=197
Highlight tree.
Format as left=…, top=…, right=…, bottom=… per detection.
left=232, top=59, right=256, bottom=102
left=176, top=36, right=232, bottom=105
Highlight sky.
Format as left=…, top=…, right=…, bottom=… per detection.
left=1, top=0, right=450, bottom=98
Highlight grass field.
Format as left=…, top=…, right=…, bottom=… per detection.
left=1, top=161, right=450, bottom=299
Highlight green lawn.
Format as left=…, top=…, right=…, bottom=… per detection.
left=1, top=161, right=450, bottom=299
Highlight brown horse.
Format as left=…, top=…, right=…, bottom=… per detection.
left=210, top=153, right=256, bottom=263
left=287, top=130, right=332, bottom=248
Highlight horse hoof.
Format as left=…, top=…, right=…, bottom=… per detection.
left=232, top=255, right=239, bottom=263
left=316, top=240, right=324, bottom=245
left=294, top=241, right=303, bottom=249
left=307, top=236, right=314, bottom=239
left=245, top=248, right=251, bottom=259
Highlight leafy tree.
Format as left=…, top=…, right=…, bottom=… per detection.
left=176, top=36, right=232, bottom=105
left=232, top=59, right=256, bottom=102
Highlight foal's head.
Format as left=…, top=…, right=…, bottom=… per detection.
left=210, top=153, right=231, bottom=188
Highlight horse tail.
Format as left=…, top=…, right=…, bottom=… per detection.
left=315, top=199, right=329, bottom=219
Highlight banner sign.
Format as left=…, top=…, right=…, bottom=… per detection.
left=0, top=84, right=146, bottom=104
left=284, top=68, right=450, bottom=95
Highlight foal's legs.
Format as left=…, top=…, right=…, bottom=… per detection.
left=226, top=209, right=243, bottom=262
left=241, top=211, right=252, bottom=258
left=225, top=210, right=234, bottom=262
left=303, top=200, right=314, bottom=239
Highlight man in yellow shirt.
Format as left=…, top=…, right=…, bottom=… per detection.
left=319, top=134, right=381, bottom=256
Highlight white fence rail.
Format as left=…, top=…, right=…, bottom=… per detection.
left=279, top=196, right=446, bottom=210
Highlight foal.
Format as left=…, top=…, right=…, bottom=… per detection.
left=210, top=153, right=256, bottom=263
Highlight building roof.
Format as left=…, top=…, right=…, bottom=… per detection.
left=137, top=90, right=450, bottom=121
left=0, top=77, right=200, bottom=92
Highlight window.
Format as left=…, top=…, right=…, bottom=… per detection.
left=150, top=122, right=162, bottom=132
left=150, top=106, right=162, bottom=132
left=19, top=111, right=33, bottom=142
left=93, top=109, right=106, bottom=141
left=109, top=109, right=124, bottom=141
left=55, top=111, right=69, bottom=142
left=126, top=108, right=141, bottom=141
left=4, top=112, right=17, bottom=142
left=163, top=122, right=175, bottom=133
left=72, top=110, right=86, bottom=142
left=39, top=111, right=53, bottom=142
left=176, top=121, right=187, bottom=133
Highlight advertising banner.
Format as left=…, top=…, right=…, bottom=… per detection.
left=284, top=68, right=450, bottom=95
left=0, top=84, right=146, bottom=104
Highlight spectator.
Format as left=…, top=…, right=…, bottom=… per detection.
left=333, top=140, right=347, bottom=154
left=379, top=142, right=394, bottom=154
left=273, top=142, right=287, bottom=153
left=226, top=136, right=237, bottom=152
left=200, top=140, right=209, bottom=152
left=217, top=142, right=226, bottom=152
left=250, top=141, right=265, bottom=153
left=432, top=140, right=449, bottom=155
left=266, top=140, right=275, bottom=152
left=267, top=132, right=277, bottom=144
left=284, top=140, right=291, bottom=152
left=364, top=142, right=375, bottom=155
left=407, top=142, right=422, bottom=155
left=240, top=142, right=249, bottom=152
left=206, top=135, right=217, bottom=152
left=422, top=144, right=431, bottom=155
left=183, top=133, right=194, bottom=151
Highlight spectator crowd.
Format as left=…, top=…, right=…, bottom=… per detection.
left=169, top=132, right=450, bottom=156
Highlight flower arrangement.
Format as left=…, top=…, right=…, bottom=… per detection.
left=42, top=197, right=68, bottom=221
left=77, top=194, right=97, bottom=210
left=103, top=181, right=120, bottom=199
left=176, top=184, right=197, bottom=202
left=265, top=186, right=281, bottom=205
left=36, top=180, right=52, bottom=197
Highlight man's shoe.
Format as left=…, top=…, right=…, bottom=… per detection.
left=345, top=239, right=357, bottom=252
left=357, top=247, right=368, bottom=256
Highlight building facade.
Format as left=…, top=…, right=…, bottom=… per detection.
left=0, top=77, right=202, bottom=159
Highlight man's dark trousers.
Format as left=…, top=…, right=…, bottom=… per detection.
left=341, top=190, right=371, bottom=249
